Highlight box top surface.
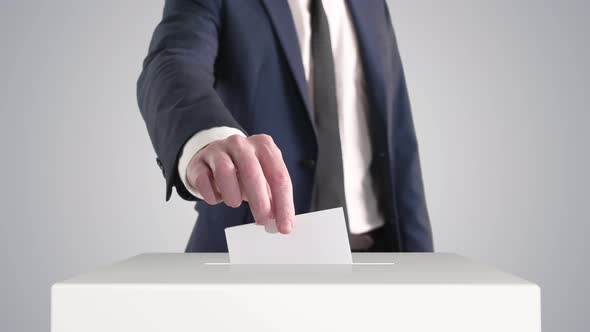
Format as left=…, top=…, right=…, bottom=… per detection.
left=56, top=253, right=535, bottom=286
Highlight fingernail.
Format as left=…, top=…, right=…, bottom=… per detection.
left=284, top=221, right=293, bottom=233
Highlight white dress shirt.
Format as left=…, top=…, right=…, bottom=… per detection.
left=178, top=0, right=384, bottom=234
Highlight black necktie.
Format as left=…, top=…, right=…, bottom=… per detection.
left=309, top=0, right=348, bottom=223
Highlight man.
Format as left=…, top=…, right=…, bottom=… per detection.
left=137, top=0, right=433, bottom=252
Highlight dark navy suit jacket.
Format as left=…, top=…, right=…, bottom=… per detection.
left=137, top=0, right=434, bottom=252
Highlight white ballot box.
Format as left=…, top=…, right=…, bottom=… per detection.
left=51, top=253, right=541, bottom=332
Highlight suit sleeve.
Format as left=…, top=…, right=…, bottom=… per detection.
left=137, top=0, right=245, bottom=201
left=384, top=2, right=434, bottom=252
left=391, top=74, right=434, bottom=252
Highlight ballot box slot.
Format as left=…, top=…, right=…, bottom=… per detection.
left=203, top=262, right=395, bottom=266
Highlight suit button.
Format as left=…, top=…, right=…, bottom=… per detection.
left=300, top=159, right=316, bottom=169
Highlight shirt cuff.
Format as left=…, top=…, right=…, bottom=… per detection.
left=178, top=127, right=246, bottom=199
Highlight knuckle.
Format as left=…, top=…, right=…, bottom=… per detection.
left=250, top=198, right=270, bottom=216
left=198, top=145, right=221, bottom=161
left=200, top=191, right=215, bottom=204
left=206, top=196, right=221, bottom=205
left=190, top=149, right=204, bottom=163
left=187, top=163, right=205, bottom=184
left=193, top=173, right=208, bottom=190
left=224, top=198, right=239, bottom=208
left=227, top=136, right=253, bottom=156
left=186, top=163, right=199, bottom=179
left=253, top=134, right=275, bottom=148
left=226, top=134, right=245, bottom=147
left=214, top=159, right=235, bottom=177
left=193, top=147, right=209, bottom=161
left=224, top=186, right=243, bottom=206
left=268, top=170, right=291, bottom=188
left=204, top=140, right=223, bottom=153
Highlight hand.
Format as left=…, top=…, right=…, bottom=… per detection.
left=186, top=134, right=294, bottom=234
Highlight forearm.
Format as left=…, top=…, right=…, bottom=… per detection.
left=136, top=0, right=243, bottom=200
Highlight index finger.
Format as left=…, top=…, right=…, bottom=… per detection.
left=254, top=136, right=294, bottom=234
left=225, top=136, right=273, bottom=225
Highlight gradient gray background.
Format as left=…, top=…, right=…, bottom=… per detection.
left=1, top=0, right=588, bottom=331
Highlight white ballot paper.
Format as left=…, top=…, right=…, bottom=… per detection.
left=225, top=207, right=352, bottom=264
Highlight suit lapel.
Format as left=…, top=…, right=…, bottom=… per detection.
left=345, top=0, right=388, bottom=127
left=260, top=0, right=313, bottom=121
left=260, top=0, right=390, bottom=136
